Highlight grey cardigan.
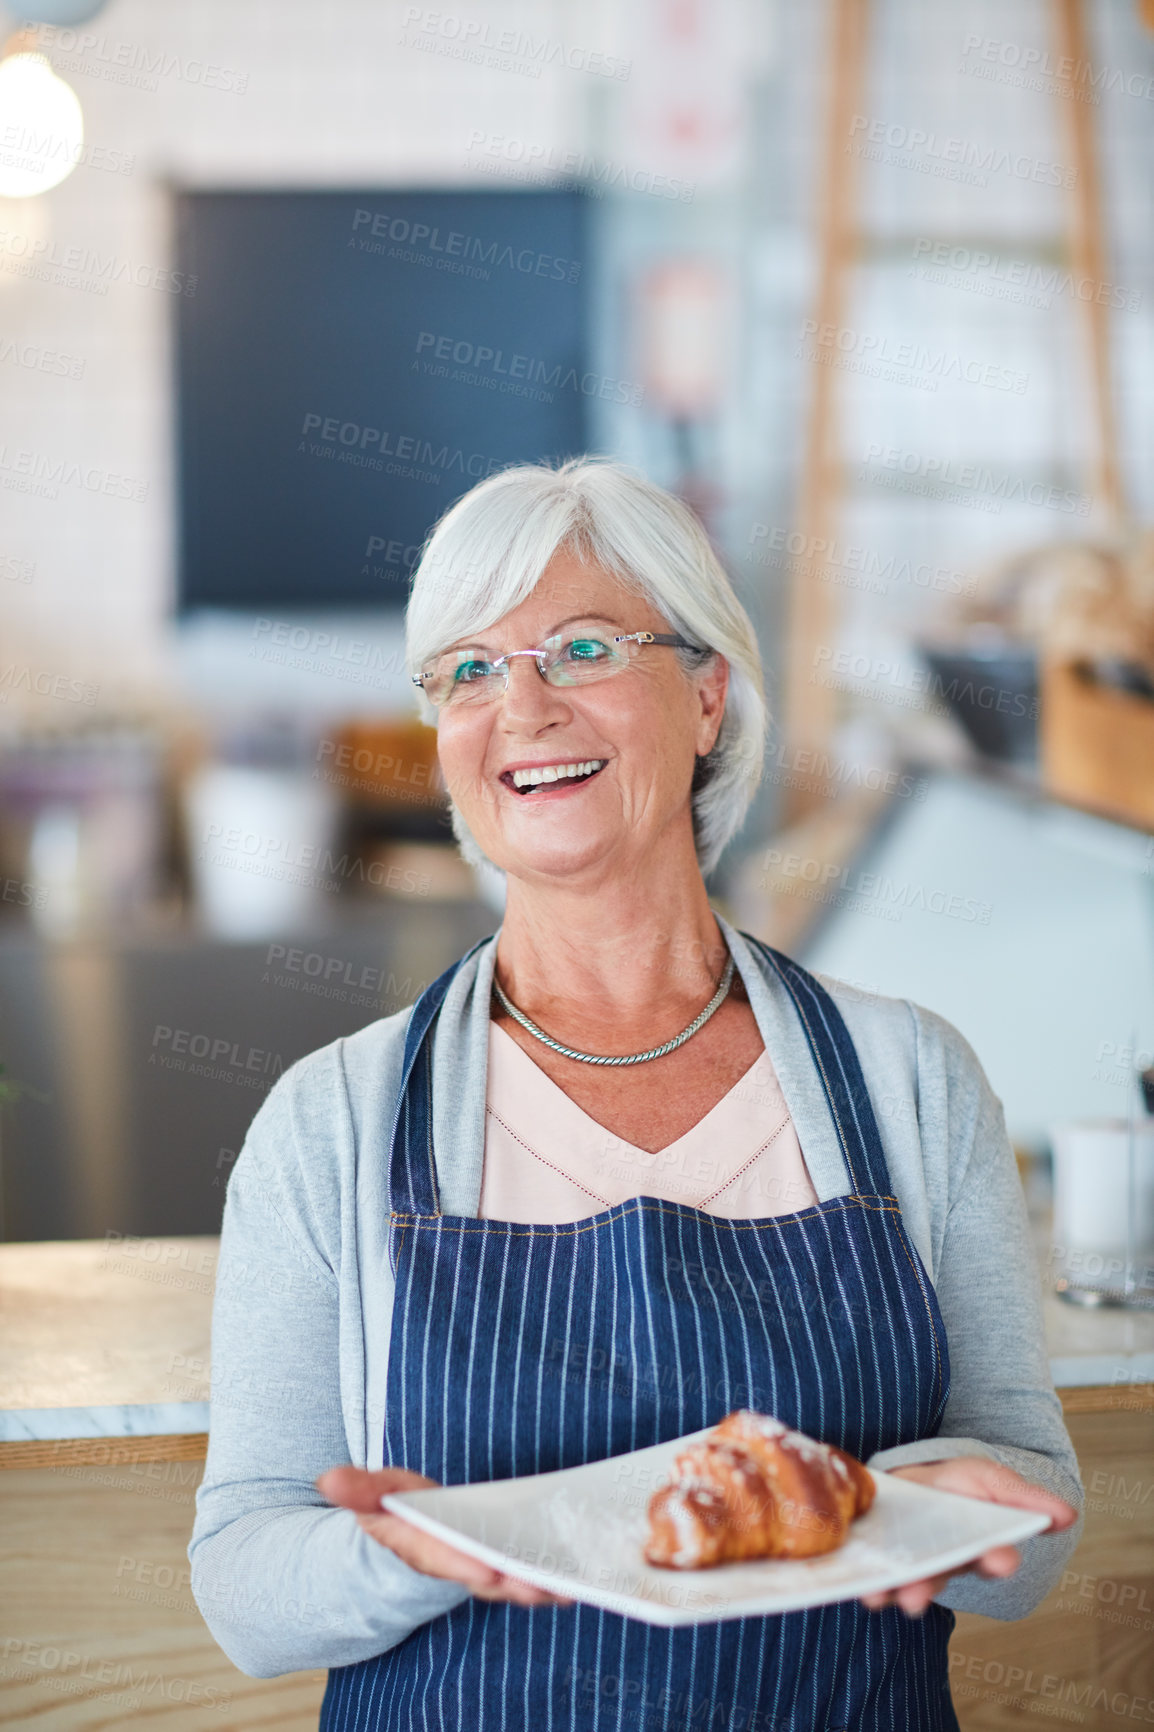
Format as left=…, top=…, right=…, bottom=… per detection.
left=189, top=915, right=1083, bottom=1679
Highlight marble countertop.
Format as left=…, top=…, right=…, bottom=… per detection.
left=2, top=1236, right=1151, bottom=1443
left=1042, top=1289, right=1154, bottom=1390
left=0, top=1236, right=214, bottom=1444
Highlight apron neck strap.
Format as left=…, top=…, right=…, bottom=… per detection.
left=387, top=930, right=896, bottom=1217
left=740, top=933, right=893, bottom=1200
left=388, top=937, right=490, bottom=1218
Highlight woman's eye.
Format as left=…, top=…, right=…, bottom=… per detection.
left=564, top=638, right=611, bottom=662
left=454, top=658, right=493, bottom=683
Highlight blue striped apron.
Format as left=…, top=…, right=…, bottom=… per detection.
left=321, top=935, right=959, bottom=1731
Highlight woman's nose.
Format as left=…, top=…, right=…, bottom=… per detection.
left=499, top=656, right=572, bottom=727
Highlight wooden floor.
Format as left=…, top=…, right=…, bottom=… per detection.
left=0, top=1407, right=1150, bottom=1728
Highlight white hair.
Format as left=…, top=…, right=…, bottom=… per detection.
left=405, top=456, right=767, bottom=875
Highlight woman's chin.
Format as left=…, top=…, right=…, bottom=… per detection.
left=484, top=823, right=621, bottom=886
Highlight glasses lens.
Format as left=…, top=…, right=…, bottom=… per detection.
left=543, top=633, right=629, bottom=687
left=426, top=653, right=502, bottom=706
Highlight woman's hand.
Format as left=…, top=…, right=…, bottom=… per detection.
left=317, top=1467, right=574, bottom=1609
left=859, top=1456, right=1079, bottom=1618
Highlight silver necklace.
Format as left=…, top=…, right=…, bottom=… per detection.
left=491, top=952, right=736, bottom=1067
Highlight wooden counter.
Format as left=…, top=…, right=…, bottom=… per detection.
left=0, top=1238, right=325, bottom=1726
left=1, top=1238, right=1151, bottom=1729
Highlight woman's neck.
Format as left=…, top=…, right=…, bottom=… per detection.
left=493, top=848, right=730, bottom=1047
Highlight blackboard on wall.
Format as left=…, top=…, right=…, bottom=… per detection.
left=174, top=189, right=590, bottom=612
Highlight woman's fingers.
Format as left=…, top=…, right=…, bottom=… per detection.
left=316, top=1465, right=436, bottom=1514
left=355, top=1511, right=502, bottom=1586
left=891, top=1573, right=951, bottom=1615
left=319, top=1468, right=503, bottom=1589
left=861, top=1571, right=952, bottom=1614
left=861, top=1543, right=1020, bottom=1616
left=358, top=1512, right=573, bottom=1606
left=971, top=1545, right=1022, bottom=1579
left=474, top=1578, right=575, bottom=1608
left=966, top=1467, right=1078, bottom=1532
left=861, top=1453, right=1074, bottom=1617
left=889, top=1458, right=1078, bottom=1532
left=318, top=1472, right=575, bottom=1608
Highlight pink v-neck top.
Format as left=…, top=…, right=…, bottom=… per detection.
left=479, top=1021, right=820, bottom=1224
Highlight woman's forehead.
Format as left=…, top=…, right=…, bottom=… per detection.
left=451, top=566, right=654, bottom=647
left=519, top=553, right=633, bottom=606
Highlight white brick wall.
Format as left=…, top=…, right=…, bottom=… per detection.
left=0, top=0, right=616, bottom=713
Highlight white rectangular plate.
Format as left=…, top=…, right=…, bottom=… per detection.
left=382, top=1428, right=1051, bottom=1626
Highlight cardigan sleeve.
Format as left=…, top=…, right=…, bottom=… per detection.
left=188, top=1064, right=468, bottom=1678
left=866, top=1004, right=1084, bottom=1619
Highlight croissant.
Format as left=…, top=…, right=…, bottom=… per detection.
left=644, top=1410, right=875, bottom=1569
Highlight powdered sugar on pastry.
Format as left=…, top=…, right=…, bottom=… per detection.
left=728, top=1410, right=834, bottom=1466
left=666, top=1491, right=707, bottom=1567
left=730, top=1412, right=787, bottom=1441
left=644, top=1410, right=875, bottom=1570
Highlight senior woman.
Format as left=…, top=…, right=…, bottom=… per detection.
left=190, top=457, right=1080, bottom=1730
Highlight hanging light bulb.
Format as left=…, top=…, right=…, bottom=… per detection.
left=0, top=48, right=84, bottom=197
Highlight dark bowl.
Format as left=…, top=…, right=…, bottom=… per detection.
left=919, top=644, right=1039, bottom=763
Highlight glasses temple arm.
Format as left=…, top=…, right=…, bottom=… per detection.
left=614, top=632, right=702, bottom=650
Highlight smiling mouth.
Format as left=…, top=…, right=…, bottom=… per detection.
left=501, top=759, right=607, bottom=795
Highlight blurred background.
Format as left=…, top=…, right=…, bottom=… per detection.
left=0, top=1, right=1152, bottom=1725
left=3, top=0, right=1153, bottom=1244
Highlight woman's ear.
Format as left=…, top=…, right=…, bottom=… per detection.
left=694, top=654, right=729, bottom=755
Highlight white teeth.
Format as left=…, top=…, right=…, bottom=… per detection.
left=510, top=759, right=605, bottom=789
